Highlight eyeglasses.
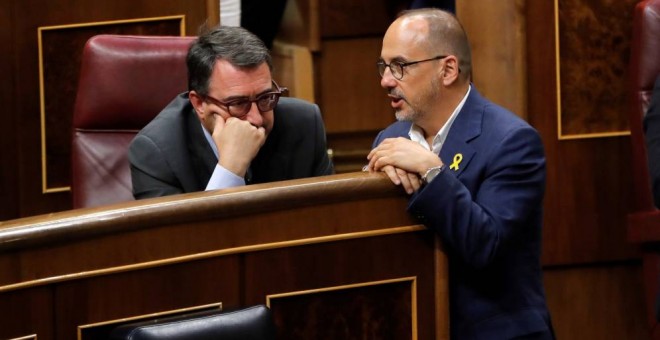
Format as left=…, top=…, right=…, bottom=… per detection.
left=377, top=55, right=447, bottom=80
left=203, top=80, right=288, bottom=118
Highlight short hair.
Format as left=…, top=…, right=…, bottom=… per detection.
left=186, top=25, right=273, bottom=95
left=399, top=9, right=472, bottom=81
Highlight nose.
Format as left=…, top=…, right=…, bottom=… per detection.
left=244, top=102, right=264, bottom=127
left=380, top=68, right=397, bottom=89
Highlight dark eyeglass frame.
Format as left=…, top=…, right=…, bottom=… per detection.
left=203, top=80, right=288, bottom=118
left=377, top=55, right=448, bottom=80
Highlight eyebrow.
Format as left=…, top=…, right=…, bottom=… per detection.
left=379, top=56, right=407, bottom=63
left=219, top=87, right=276, bottom=102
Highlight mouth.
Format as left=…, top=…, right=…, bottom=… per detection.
left=388, top=94, right=404, bottom=109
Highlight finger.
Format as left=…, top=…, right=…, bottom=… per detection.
left=213, top=113, right=226, bottom=134
left=373, top=154, right=395, bottom=172
left=396, top=168, right=414, bottom=194
left=382, top=165, right=401, bottom=185
left=367, top=150, right=380, bottom=171
left=257, top=127, right=267, bottom=146
left=367, top=148, right=375, bottom=161
left=408, top=172, right=421, bottom=192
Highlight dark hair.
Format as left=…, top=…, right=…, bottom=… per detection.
left=399, top=8, right=472, bottom=81
left=186, top=25, right=273, bottom=95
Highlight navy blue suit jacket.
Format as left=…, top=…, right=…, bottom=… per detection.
left=373, top=88, right=553, bottom=339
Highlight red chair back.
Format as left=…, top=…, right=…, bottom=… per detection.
left=629, top=0, right=660, bottom=212
left=72, top=35, right=195, bottom=208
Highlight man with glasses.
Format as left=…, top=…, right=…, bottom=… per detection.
left=366, top=9, right=554, bottom=339
left=128, top=26, right=333, bottom=199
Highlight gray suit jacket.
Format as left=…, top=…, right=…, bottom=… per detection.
left=128, top=93, right=334, bottom=199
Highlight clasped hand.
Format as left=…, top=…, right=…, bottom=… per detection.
left=212, top=115, right=266, bottom=177
left=366, top=137, right=443, bottom=194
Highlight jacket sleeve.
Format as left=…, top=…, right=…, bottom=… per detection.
left=408, top=126, right=546, bottom=269
left=128, top=134, right=184, bottom=199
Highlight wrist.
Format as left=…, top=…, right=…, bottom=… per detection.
left=421, top=164, right=446, bottom=185
left=219, top=159, right=248, bottom=177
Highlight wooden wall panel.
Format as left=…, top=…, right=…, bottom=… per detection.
left=556, top=0, right=637, bottom=138
left=1, top=0, right=212, bottom=219
left=0, top=2, right=18, bottom=221
left=318, top=38, right=394, bottom=134
left=245, top=232, right=437, bottom=340
left=0, top=287, right=53, bottom=340
left=54, top=257, right=240, bottom=340
left=544, top=263, right=647, bottom=340
left=526, top=0, right=638, bottom=265
left=319, top=0, right=393, bottom=38
left=0, top=173, right=449, bottom=339
left=525, top=1, right=645, bottom=337
left=457, top=0, right=528, bottom=119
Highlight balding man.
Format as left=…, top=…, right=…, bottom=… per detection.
left=367, top=9, right=554, bottom=339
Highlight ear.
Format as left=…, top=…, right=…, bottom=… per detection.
left=189, top=91, right=206, bottom=119
left=441, top=55, right=461, bottom=86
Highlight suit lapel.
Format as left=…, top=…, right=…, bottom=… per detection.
left=440, top=88, right=484, bottom=178
left=186, top=108, right=217, bottom=188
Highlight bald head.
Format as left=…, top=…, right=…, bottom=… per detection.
left=396, top=9, right=472, bottom=82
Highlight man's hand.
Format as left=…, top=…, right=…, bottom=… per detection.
left=367, top=137, right=442, bottom=175
left=381, top=165, right=421, bottom=194
left=366, top=137, right=443, bottom=194
left=212, top=114, right=266, bottom=177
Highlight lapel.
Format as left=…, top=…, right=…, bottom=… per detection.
left=186, top=107, right=217, bottom=188
left=439, top=88, right=484, bottom=178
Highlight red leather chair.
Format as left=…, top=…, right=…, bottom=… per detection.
left=71, top=35, right=195, bottom=209
left=626, top=0, right=660, bottom=337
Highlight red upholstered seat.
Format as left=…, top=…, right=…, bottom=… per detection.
left=71, top=35, right=195, bottom=209
left=627, top=0, right=660, bottom=337
left=629, top=0, right=660, bottom=212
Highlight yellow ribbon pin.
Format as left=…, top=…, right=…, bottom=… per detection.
left=449, top=153, right=463, bottom=171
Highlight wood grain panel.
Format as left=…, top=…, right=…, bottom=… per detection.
left=272, top=41, right=315, bottom=102
left=327, top=131, right=380, bottom=173
left=0, top=1, right=18, bottom=221
left=0, top=287, right=53, bottom=340
left=54, top=257, right=240, bottom=340
left=457, top=0, right=528, bottom=119
left=246, top=232, right=437, bottom=339
left=269, top=279, right=414, bottom=339
left=5, top=0, right=210, bottom=219
left=317, top=37, right=395, bottom=173
left=278, top=0, right=321, bottom=51
left=319, top=38, right=395, bottom=134
left=556, top=0, right=637, bottom=138
left=526, top=0, right=637, bottom=265
left=0, top=173, right=449, bottom=339
left=319, top=0, right=395, bottom=38
left=8, top=197, right=412, bottom=286
left=544, top=263, right=647, bottom=340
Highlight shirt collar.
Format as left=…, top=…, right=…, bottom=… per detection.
left=409, top=84, right=471, bottom=154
